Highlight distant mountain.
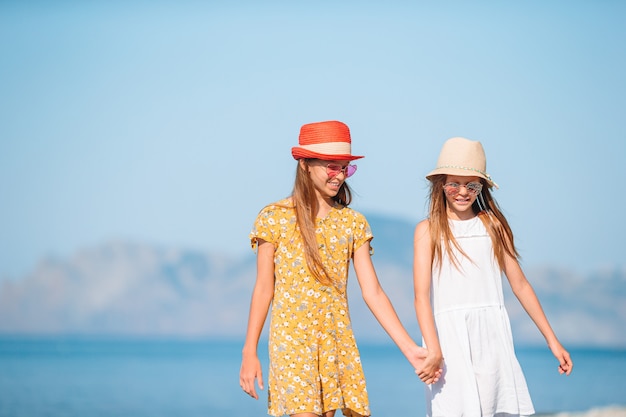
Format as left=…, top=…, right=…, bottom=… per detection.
left=0, top=243, right=256, bottom=337
left=1, top=214, right=625, bottom=348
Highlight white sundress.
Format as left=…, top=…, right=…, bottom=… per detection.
left=425, top=216, right=535, bottom=417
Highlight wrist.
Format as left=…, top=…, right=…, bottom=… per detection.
left=545, top=336, right=561, bottom=349
left=242, top=345, right=259, bottom=357
left=427, top=347, right=443, bottom=358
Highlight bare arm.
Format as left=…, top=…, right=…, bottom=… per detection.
left=352, top=240, right=432, bottom=377
left=504, top=254, right=573, bottom=375
left=413, top=219, right=444, bottom=384
left=240, top=240, right=276, bottom=399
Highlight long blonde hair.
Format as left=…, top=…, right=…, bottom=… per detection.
left=291, top=159, right=352, bottom=287
left=428, top=174, right=519, bottom=270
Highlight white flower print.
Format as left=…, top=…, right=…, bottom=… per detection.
left=250, top=202, right=372, bottom=417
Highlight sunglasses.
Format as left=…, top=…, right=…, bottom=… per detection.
left=443, top=181, right=483, bottom=196
left=326, top=163, right=357, bottom=178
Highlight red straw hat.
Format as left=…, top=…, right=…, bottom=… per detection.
left=291, top=120, right=364, bottom=161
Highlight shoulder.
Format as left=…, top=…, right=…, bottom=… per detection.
left=250, top=199, right=294, bottom=245
left=412, top=219, right=433, bottom=260
left=341, top=205, right=364, bottom=217
left=336, top=205, right=369, bottom=224
left=332, top=206, right=372, bottom=241
left=414, top=218, right=431, bottom=242
left=257, top=198, right=295, bottom=215
left=414, top=218, right=430, bottom=234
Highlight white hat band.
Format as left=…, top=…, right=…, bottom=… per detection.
left=299, top=142, right=352, bottom=155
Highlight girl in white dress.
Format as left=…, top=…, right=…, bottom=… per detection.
left=413, top=137, right=573, bottom=417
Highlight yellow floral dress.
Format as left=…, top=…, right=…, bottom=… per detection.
left=250, top=198, right=373, bottom=417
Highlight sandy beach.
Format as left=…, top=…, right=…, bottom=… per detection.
left=546, top=406, right=626, bottom=417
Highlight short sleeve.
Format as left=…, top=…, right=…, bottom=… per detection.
left=250, top=206, right=277, bottom=252
left=352, top=211, right=374, bottom=255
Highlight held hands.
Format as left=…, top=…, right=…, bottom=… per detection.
left=239, top=352, right=264, bottom=400
left=414, top=348, right=444, bottom=385
left=408, top=346, right=443, bottom=385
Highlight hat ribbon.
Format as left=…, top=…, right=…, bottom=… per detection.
left=299, top=142, right=351, bottom=155
left=435, top=164, right=499, bottom=188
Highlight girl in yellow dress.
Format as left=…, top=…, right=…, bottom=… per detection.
left=239, top=120, right=439, bottom=417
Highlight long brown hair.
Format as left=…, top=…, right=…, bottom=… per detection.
left=428, top=174, right=519, bottom=271
left=291, top=159, right=353, bottom=286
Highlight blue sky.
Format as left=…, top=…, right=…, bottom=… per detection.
left=1, top=1, right=625, bottom=280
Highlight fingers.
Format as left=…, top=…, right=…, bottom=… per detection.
left=557, top=352, right=573, bottom=376
left=416, top=372, right=438, bottom=385
left=415, top=367, right=443, bottom=385
left=240, top=379, right=259, bottom=399
left=559, top=356, right=573, bottom=376
left=240, top=371, right=263, bottom=399
left=239, top=376, right=258, bottom=399
left=433, top=368, right=443, bottom=383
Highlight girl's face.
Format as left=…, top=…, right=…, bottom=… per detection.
left=305, top=159, right=352, bottom=202
left=443, top=175, right=482, bottom=220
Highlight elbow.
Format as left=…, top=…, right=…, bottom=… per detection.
left=413, top=292, right=431, bottom=311
left=361, top=286, right=384, bottom=306
left=361, top=290, right=375, bottom=305
left=413, top=288, right=429, bottom=304
left=510, top=280, right=532, bottom=298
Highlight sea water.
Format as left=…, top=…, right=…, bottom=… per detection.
left=0, top=337, right=624, bottom=417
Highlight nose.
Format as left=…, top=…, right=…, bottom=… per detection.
left=335, top=169, right=347, bottom=179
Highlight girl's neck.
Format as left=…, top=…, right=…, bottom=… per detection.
left=316, top=195, right=335, bottom=219
left=446, top=207, right=477, bottom=221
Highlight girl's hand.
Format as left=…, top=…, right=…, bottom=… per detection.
left=414, top=349, right=444, bottom=385
left=550, top=343, right=573, bottom=376
left=239, top=353, right=264, bottom=399
left=405, top=344, right=429, bottom=371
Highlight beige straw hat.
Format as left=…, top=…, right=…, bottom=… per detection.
left=426, top=137, right=498, bottom=188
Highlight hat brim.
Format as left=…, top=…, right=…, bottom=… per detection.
left=292, top=147, right=364, bottom=161
left=426, top=167, right=497, bottom=189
